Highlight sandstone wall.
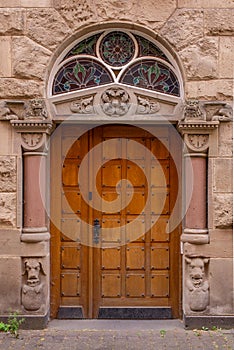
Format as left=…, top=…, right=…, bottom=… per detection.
left=0, top=0, right=232, bottom=321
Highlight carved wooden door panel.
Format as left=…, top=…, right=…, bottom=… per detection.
left=50, top=124, right=181, bottom=319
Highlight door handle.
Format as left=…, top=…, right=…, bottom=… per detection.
left=93, top=218, right=101, bottom=244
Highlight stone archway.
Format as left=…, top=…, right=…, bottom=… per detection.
left=3, top=23, right=232, bottom=326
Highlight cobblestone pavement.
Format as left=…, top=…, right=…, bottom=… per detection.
left=0, top=320, right=233, bottom=350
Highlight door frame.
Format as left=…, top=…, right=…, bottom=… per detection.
left=50, top=122, right=182, bottom=319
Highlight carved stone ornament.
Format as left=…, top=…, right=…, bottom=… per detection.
left=101, top=88, right=130, bottom=117
left=21, top=133, right=43, bottom=149
left=22, top=258, right=46, bottom=311
left=212, top=104, right=233, bottom=122
left=136, top=96, right=160, bottom=114
left=25, top=99, right=47, bottom=120
left=185, top=134, right=209, bottom=152
left=185, top=256, right=209, bottom=312
left=0, top=101, right=19, bottom=120
left=182, top=100, right=204, bottom=121
left=70, top=96, right=94, bottom=114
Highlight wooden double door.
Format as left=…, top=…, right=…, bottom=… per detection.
left=51, top=124, right=181, bottom=319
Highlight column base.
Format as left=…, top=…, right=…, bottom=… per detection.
left=183, top=314, right=234, bottom=329
left=0, top=312, right=49, bottom=330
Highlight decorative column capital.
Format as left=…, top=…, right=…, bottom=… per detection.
left=11, top=120, right=54, bottom=153
left=177, top=99, right=232, bottom=154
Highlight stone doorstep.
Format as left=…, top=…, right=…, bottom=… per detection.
left=184, top=314, right=234, bottom=330
left=0, top=313, right=233, bottom=330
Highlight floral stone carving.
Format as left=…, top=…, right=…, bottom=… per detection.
left=185, top=257, right=209, bottom=312
left=22, top=258, right=46, bottom=311
left=70, top=96, right=94, bottom=114
left=186, top=134, right=209, bottom=151
left=101, top=88, right=130, bottom=117
left=136, top=96, right=160, bottom=114
left=21, top=133, right=43, bottom=148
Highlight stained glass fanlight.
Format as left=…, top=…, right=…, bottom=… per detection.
left=52, top=30, right=180, bottom=96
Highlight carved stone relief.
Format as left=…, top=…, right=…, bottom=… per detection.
left=182, top=100, right=204, bottom=121
left=25, top=99, right=47, bottom=120
left=21, top=133, right=43, bottom=148
left=185, top=134, right=209, bottom=152
left=0, top=101, right=19, bottom=120
left=185, top=257, right=209, bottom=312
left=22, top=258, right=46, bottom=311
left=101, top=88, right=130, bottom=117
left=70, top=96, right=94, bottom=114
left=182, top=100, right=233, bottom=123
left=136, top=96, right=160, bottom=114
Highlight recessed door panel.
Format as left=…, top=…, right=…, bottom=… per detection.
left=51, top=124, right=181, bottom=319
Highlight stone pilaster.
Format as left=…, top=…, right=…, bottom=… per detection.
left=178, top=100, right=219, bottom=316
left=10, top=99, right=53, bottom=323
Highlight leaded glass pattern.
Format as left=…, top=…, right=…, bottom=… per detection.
left=53, top=58, right=114, bottom=95
left=120, top=60, right=180, bottom=97
left=52, top=30, right=181, bottom=97
left=99, top=31, right=135, bottom=67
left=64, top=34, right=101, bottom=60
left=135, top=35, right=169, bottom=62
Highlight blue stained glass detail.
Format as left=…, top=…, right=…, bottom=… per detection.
left=120, top=60, right=180, bottom=96
left=52, top=58, right=113, bottom=95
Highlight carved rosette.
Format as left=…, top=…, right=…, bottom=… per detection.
left=101, top=88, right=130, bottom=117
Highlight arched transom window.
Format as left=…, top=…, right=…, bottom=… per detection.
left=52, top=30, right=181, bottom=98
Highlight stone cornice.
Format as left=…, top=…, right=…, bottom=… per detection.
left=10, top=120, right=54, bottom=134
left=177, top=121, right=219, bottom=134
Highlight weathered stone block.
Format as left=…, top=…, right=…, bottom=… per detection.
left=186, top=80, right=233, bottom=100
left=209, top=258, right=233, bottom=314
left=205, top=9, right=234, bottom=36
left=160, top=10, right=203, bottom=50
left=213, top=194, right=233, bottom=229
left=0, top=9, right=25, bottom=35
left=218, top=122, right=233, bottom=157
left=0, top=122, right=12, bottom=155
left=0, top=193, right=16, bottom=227
left=0, top=78, right=43, bottom=98
left=178, top=0, right=234, bottom=8
left=0, top=0, right=20, bottom=6
left=213, top=159, right=233, bottom=193
left=219, top=37, right=234, bottom=78
left=0, top=37, right=12, bottom=78
left=92, top=0, right=176, bottom=28
left=21, top=0, right=53, bottom=7
left=12, top=37, right=51, bottom=80
left=184, top=229, right=233, bottom=258
left=57, top=0, right=95, bottom=28
left=0, top=257, right=21, bottom=313
left=26, top=9, right=71, bottom=50
left=180, top=38, right=218, bottom=79
left=0, top=156, right=16, bottom=192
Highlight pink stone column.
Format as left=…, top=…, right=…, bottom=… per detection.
left=23, top=153, right=46, bottom=229
left=22, top=150, right=49, bottom=242
left=185, top=155, right=207, bottom=230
